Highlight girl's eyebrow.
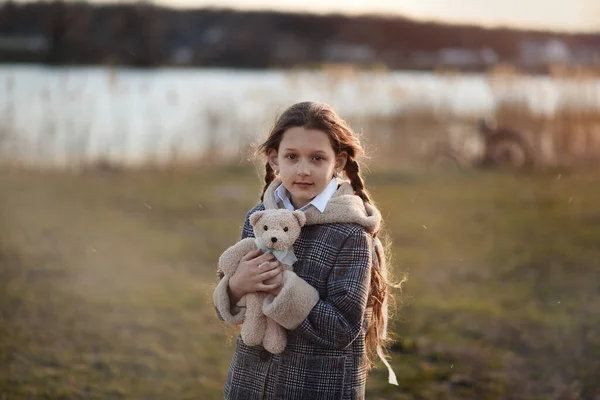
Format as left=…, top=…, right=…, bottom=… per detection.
left=283, top=148, right=327, bottom=155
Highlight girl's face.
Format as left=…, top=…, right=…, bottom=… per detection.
left=268, top=127, right=347, bottom=210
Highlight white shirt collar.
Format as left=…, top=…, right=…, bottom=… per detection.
left=274, top=178, right=338, bottom=213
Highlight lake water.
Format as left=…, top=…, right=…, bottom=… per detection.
left=1, top=65, right=599, bottom=167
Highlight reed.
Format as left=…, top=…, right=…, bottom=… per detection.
left=1, top=66, right=599, bottom=170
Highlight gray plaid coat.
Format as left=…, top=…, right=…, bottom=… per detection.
left=220, top=201, right=375, bottom=400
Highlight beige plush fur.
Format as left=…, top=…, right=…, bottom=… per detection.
left=216, top=208, right=306, bottom=354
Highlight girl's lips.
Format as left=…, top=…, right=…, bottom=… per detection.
left=295, top=182, right=313, bottom=188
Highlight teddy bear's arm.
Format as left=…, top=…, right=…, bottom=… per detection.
left=213, top=275, right=247, bottom=325
left=218, top=237, right=257, bottom=277
left=214, top=237, right=258, bottom=326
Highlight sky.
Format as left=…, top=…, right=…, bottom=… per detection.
left=157, top=0, right=598, bottom=33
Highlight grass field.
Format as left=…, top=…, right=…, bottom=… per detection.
left=1, top=165, right=599, bottom=399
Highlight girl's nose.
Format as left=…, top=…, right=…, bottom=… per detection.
left=297, top=160, right=310, bottom=175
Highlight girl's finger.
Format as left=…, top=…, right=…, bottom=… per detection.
left=254, top=252, right=276, bottom=264
left=259, top=282, right=282, bottom=292
left=241, top=249, right=263, bottom=261
left=259, top=266, right=281, bottom=279
left=258, top=261, right=279, bottom=271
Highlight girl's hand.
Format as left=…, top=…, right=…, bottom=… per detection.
left=228, top=249, right=282, bottom=304
left=263, top=268, right=283, bottom=296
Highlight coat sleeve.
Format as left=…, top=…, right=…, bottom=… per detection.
left=213, top=206, right=259, bottom=322
left=263, top=228, right=372, bottom=349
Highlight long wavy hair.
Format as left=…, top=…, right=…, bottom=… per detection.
left=256, top=101, right=400, bottom=370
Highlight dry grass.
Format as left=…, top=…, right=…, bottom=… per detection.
left=1, top=166, right=599, bottom=399
left=2, top=67, right=600, bottom=170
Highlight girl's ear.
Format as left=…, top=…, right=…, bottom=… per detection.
left=292, top=210, right=306, bottom=227
left=268, top=149, right=279, bottom=172
left=249, top=210, right=264, bottom=227
left=335, top=151, right=348, bottom=174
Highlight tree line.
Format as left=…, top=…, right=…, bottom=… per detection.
left=0, top=1, right=598, bottom=71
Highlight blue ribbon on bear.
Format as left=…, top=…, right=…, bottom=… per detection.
left=254, top=238, right=297, bottom=266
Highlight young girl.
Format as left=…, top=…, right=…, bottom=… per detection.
left=213, top=101, right=398, bottom=400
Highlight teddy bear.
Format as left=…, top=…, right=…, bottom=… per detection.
left=218, top=208, right=306, bottom=354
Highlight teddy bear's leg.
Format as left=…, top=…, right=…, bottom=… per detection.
left=241, top=293, right=267, bottom=347
left=262, top=317, right=287, bottom=354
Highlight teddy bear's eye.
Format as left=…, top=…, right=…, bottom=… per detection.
left=263, top=225, right=268, bottom=231
left=283, top=227, right=289, bottom=232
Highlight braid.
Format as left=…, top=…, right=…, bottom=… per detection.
left=365, top=240, right=391, bottom=366
left=345, top=159, right=399, bottom=372
left=345, top=159, right=371, bottom=204
left=260, top=162, right=277, bottom=202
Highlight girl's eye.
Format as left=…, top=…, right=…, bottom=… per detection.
left=286, top=154, right=297, bottom=160
left=313, top=156, right=323, bottom=161
left=263, top=225, right=268, bottom=231
left=283, top=227, right=289, bottom=232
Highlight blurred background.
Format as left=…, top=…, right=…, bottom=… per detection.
left=0, top=1, right=599, bottom=399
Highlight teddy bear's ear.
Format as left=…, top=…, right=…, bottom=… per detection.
left=249, top=210, right=264, bottom=226
left=292, top=210, right=307, bottom=227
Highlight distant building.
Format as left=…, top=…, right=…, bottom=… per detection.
left=519, top=39, right=571, bottom=66
left=0, top=35, right=48, bottom=52
left=170, top=47, right=194, bottom=65
left=202, top=27, right=224, bottom=45
left=411, top=47, right=499, bottom=70
left=571, top=46, right=600, bottom=66
left=411, top=51, right=438, bottom=69
left=321, top=42, right=374, bottom=63
left=0, top=35, right=49, bottom=62
left=438, top=47, right=499, bottom=67
left=273, top=35, right=310, bottom=66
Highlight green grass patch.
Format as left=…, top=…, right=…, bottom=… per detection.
left=1, top=167, right=599, bottom=399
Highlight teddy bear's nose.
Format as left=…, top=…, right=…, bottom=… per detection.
left=271, top=237, right=278, bottom=243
